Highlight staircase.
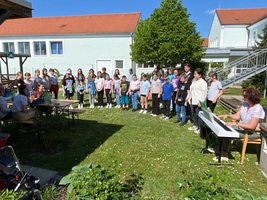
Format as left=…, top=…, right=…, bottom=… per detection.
left=217, top=48, right=267, bottom=89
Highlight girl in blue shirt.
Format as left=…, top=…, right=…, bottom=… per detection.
left=139, top=74, right=150, bottom=114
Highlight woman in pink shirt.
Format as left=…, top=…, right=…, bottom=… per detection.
left=104, top=74, right=113, bottom=108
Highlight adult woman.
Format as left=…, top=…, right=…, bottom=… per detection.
left=0, top=84, right=12, bottom=120
left=187, top=68, right=207, bottom=134
left=215, top=88, right=265, bottom=162
left=12, top=85, right=35, bottom=121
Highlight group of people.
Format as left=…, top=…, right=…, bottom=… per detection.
left=0, top=64, right=265, bottom=163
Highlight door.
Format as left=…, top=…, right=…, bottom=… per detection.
left=96, top=60, right=112, bottom=77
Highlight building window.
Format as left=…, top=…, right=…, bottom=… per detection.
left=18, top=42, right=30, bottom=54
left=252, top=31, right=258, bottom=46
left=115, top=60, right=123, bottom=69
left=34, top=41, right=46, bottom=55
left=137, top=63, right=154, bottom=68
left=3, top=42, right=14, bottom=53
left=51, top=42, right=63, bottom=55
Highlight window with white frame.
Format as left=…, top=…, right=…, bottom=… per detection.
left=115, top=60, right=123, bottom=69
left=34, top=41, right=46, bottom=55
left=3, top=42, right=14, bottom=53
left=137, top=63, right=154, bottom=68
left=51, top=42, right=63, bottom=55
left=252, top=30, right=258, bottom=46
left=18, top=42, right=30, bottom=54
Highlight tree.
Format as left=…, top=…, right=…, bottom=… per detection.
left=130, top=0, right=205, bottom=71
left=243, top=23, right=267, bottom=95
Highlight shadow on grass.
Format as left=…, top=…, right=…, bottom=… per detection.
left=2, top=119, right=124, bottom=175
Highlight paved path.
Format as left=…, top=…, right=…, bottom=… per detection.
left=21, top=165, right=62, bottom=187
left=221, top=95, right=243, bottom=101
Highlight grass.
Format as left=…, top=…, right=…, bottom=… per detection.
left=3, top=92, right=267, bottom=198
left=223, top=87, right=243, bottom=95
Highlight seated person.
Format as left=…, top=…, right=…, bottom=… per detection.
left=12, top=85, right=35, bottom=121
left=214, top=88, right=265, bottom=162
left=0, top=83, right=12, bottom=120
left=34, top=83, right=44, bottom=98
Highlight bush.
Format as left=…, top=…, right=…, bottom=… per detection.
left=59, top=163, right=144, bottom=199
left=0, top=189, right=26, bottom=200
left=242, top=72, right=265, bottom=96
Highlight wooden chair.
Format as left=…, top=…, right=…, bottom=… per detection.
left=230, top=120, right=262, bottom=164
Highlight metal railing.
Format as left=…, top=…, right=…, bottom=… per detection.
left=216, top=48, right=267, bottom=89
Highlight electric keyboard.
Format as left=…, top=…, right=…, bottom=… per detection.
left=198, top=111, right=239, bottom=138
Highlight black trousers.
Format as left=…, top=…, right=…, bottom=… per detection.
left=77, top=92, right=84, bottom=104
left=207, top=100, right=217, bottom=112
left=105, top=89, right=112, bottom=104
left=163, top=99, right=170, bottom=117
left=97, top=89, right=104, bottom=106
left=192, top=105, right=202, bottom=128
left=171, top=91, right=177, bottom=111
left=152, top=94, right=160, bottom=115
left=186, top=104, right=193, bottom=121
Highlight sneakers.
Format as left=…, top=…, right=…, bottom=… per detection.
left=97, top=106, right=100, bottom=108
left=207, top=148, right=216, bottom=154
left=100, top=106, right=103, bottom=108
left=139, top=109, right=144, bottom=114
left=143, top=110, right=147, bottom=114
left=173, top=120, right=181, bottom=124
left=106, top=104, right=109, bottom=108
left=150, top=113, right=154, bottom=116
left=164, top=117, right=169, bottom=121
left=122, top=108, right=125, bottom=110
left=160, top=103, right=163, bottom=108
left=188, top=125, right=198, bottom=131
left=109, top=104, right=112, bottom=108
left=126, top=107, right=129, bottom=111
left=81, top=104, right=83, bottom=109
left=78, top=104, right=81, bottom=109
left=151, top=114, right=157, bottom=117
left=194, top=129, right=200, bottom=134
left=117, top=105, right=121, bottom=109
left=213, top=156, right=229, bottom=162
left=160, top=116, right=166, bottom=119
left=132, top=109, right=137, bottom=112
left=94, top=99, right=97, bottom=102
left=179, top=121, right=187, bottom=126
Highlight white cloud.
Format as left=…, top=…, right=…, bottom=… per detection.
left=205, top=9, right=216, bottom=15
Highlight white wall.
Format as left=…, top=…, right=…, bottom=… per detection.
left=208, top=13, right=221, bottom=48
left=248, top=18, right=267, bottom=47
left=0, top=34, right=133, bottom=78
left=221, top=25, right=248, bottom=48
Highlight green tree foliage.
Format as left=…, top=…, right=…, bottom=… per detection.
left=130, top=0, right=205, bottom=71
left=243, top=23, right=267, bottom=95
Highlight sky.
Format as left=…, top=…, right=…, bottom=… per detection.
left=30, top=0, right=267, bottom=38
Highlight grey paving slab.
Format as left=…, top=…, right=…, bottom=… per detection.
left=21, top=165, right=58, bottom=186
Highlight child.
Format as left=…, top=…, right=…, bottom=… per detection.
left=207, top=71, right=223, bottom=112
left=95, top=71, right=104, bottom=108
left=34, top=83, right=44, bottom=98
left=49, top=68, right=59, bottom=99
left=150, top=71, right=157, bottom=83
left=0, top=83, right=13, bottom=120
left=62, top=70, right=75, bottom=109
left=33, top=69, right=42, bottom=91
left=24, top=72, right=33, bottom=97
left=14, top=72, right=24, bottom=87
left=174, top=73, right=190, bottom=126
left=139, top=74, right=150, bottom=114
left=42, top=68, right=51, bottom=91
left=160, top=77, right=174, bottom=121
left=89, top=69, right=97, bottom=102
left=171, top=68, right=180, bottom=112
left=104, top=74, right=113, bottom=108
left=102, top=67, right=107, bottom=80
left=113, top=74, right=121, bottom=108
left=120, top=75, right=130, bottom=110
left=159, top=69, right=165, bottom=108
left=127, top=69, right=133, bottom=82
left=75, top=68, right=85, bottom=82
left=150, top=73, right=162, bottom=116
left=86, top=72, right=96, bottom=108
left=167, top=68, right=174, bottom=83
left=114, top=69, right=121, bottom=80
left=130, top=74, right=140, bottom=112
left=76, top=74, right=86, bottom=109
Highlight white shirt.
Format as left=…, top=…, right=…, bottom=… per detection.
left=12, top=95, right=28, bottom=113
left=240, top=102, right=265, bottom=128
left=0, top=96, right=11, bottom=118
left=189, top=78, right=207, bottom=105
left=208, top=80, right=222, bottom=101
left=95, top=78, right=104, bottom=90
left=130, top=80, right=139, bottom=91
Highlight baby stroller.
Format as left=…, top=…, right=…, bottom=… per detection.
left=0, top=133, right=42, bottom=199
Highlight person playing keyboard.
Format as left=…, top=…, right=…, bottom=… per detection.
left=213, top=88, right=265, bottom=162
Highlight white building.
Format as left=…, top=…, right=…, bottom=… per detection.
left=202, top=8, right=267, bottom=65
left=0, top=12, right=144, bottom=78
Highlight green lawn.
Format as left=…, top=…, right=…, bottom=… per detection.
left=223, top=87, right=243, bottom=96
left=4, top=93, right=267, bottom=198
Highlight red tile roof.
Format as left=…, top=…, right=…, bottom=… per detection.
left=0, top=12, right=141, bottom=36
left=202, top=38, right=209, bottom=47
left=216, top=8, right=267, bottom=25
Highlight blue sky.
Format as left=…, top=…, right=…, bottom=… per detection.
left=30, top=0, right=267, bottom=38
